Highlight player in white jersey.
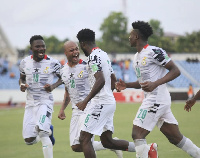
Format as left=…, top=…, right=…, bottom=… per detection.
left=19, top=35, right=62, bottom=158
left=116, top=21, right=200, bottom=158
left=58, top=41, right=125, bottom=157
left=76, top=28, right=164, bottom=158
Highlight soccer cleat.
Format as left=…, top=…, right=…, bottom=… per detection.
left=49, top=125, right=55, bottom=145
left=148, top=143, right=158, bottom=158
left=110, top=137, right=123, bottom=158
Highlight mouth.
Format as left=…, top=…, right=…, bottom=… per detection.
left=38, top=51, right=45, bottom=58
left=72, top=54, right=79, bottom=61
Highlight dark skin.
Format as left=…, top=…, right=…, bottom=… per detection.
left=76, top=41, right=130, bottom=158
left=58, top=41, right=85, bottom=152
left=19, top=39, right=62, bottom=143
left=19, top=39, right=62, bottom=93
left=116, top=29, right=182, bottom=145
left=184, top=90, right=200, bottom=112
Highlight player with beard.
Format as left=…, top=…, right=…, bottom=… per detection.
left=19, top=35, right=62, bottom=158
left=58, top=40, right=123, bottom=157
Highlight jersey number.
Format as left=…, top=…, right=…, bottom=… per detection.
left=33, top=74, right=39, bottom=82
left=137, top=109, right=147, bottom=119
left=135, top=67, right=141, bottom=78
left=39, top=115, right=46, bottom=124
left=70, top=79, right=75, bottom=88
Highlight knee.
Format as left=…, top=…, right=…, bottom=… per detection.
left=167, top=135, right=183, bottom=145
left=24, top=137, right=37, bottom=145
left=79, top=133, right=91, bottom=145
left=100, top=137, right=113, bottom=149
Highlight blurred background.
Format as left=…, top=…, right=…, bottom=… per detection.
left=0, top=0, right=200, bottom=107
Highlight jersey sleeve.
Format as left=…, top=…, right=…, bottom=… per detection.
left=151, top=48, right=171, bottom=66
left=19, top=59, right=25, bottom=75
left=52, top=60, right=61, bottom=75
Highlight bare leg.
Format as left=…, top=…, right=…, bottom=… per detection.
left=79, top=131, right=96, bottom=158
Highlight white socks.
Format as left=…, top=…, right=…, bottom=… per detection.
left=134, top=139, right=150, bottom=158
left=127, top=142, right=136, bottom=152
left=39, top=131, right=53, bottom=158
left=93, top=141, right=106, bottom=151
left=177, top=136, right=200, bottom=158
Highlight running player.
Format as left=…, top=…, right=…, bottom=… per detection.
left=58, top=40, right=123, bottom=157
left=19, top=35, right=62, bottom=158
left=116, top=21, right=200, bottom=158
left=76, top=28, right=157, bottom=158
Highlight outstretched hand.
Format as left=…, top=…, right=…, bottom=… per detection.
left=184, top=98, right=196, bottom=112
left=115, top=79, right=126, bottom=92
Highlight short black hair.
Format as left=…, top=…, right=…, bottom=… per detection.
left=132, top=21, right=153, bottom=40
left=76, top=29, right=95, bottom=42
left=30, top=35, right=44, bottom=45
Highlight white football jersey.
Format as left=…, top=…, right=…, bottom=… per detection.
left=133, top=44, right=171, bottom=104
left=19, top=55, right=61, bottom=107
left=87, top=47, right=115, bottom=104
left=60, top=59, right=91, bottom=109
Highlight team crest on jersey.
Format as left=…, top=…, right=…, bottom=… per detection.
left=141, top=57, right=147, bottom=65
left=43, top=67, right=49, bottom=73
left=78, top=71, right=83, bottom=78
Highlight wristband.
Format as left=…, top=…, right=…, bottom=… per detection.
left=20, top=83, right=26, bottom=87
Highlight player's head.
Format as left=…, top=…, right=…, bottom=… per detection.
left=30, top=35, right=46, bottom=61
left=129, top=21, right=153, bottom=47
left=76, top=28, right=95, bottom=57
left=63, top=41, right=80, bottom=67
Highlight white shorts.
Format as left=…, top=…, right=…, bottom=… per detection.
left=70, top=109, right=86, bottom=146
left=133, top=102, right=178, bottom=131
left=22, top=102, right=53, bottom=139
left=81, top=103, right=116, bottom=136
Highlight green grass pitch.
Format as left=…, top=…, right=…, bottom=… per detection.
left=0, top=102, right=200, bottom=158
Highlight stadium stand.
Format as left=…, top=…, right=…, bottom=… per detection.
left=0, top=58, right=200, bottom=89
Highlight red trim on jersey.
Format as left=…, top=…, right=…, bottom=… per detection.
left=91, top=47, right=99, bottom=52
left=144, top=44, right=149, bottom=49
left=31, top=55, right=47, bottom=59
left=79, top=59, right=83, bottom=64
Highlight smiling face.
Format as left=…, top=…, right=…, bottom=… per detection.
left=64, top=41, right=80, bottom=67
left=31, top=39, right=46, bottom=62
